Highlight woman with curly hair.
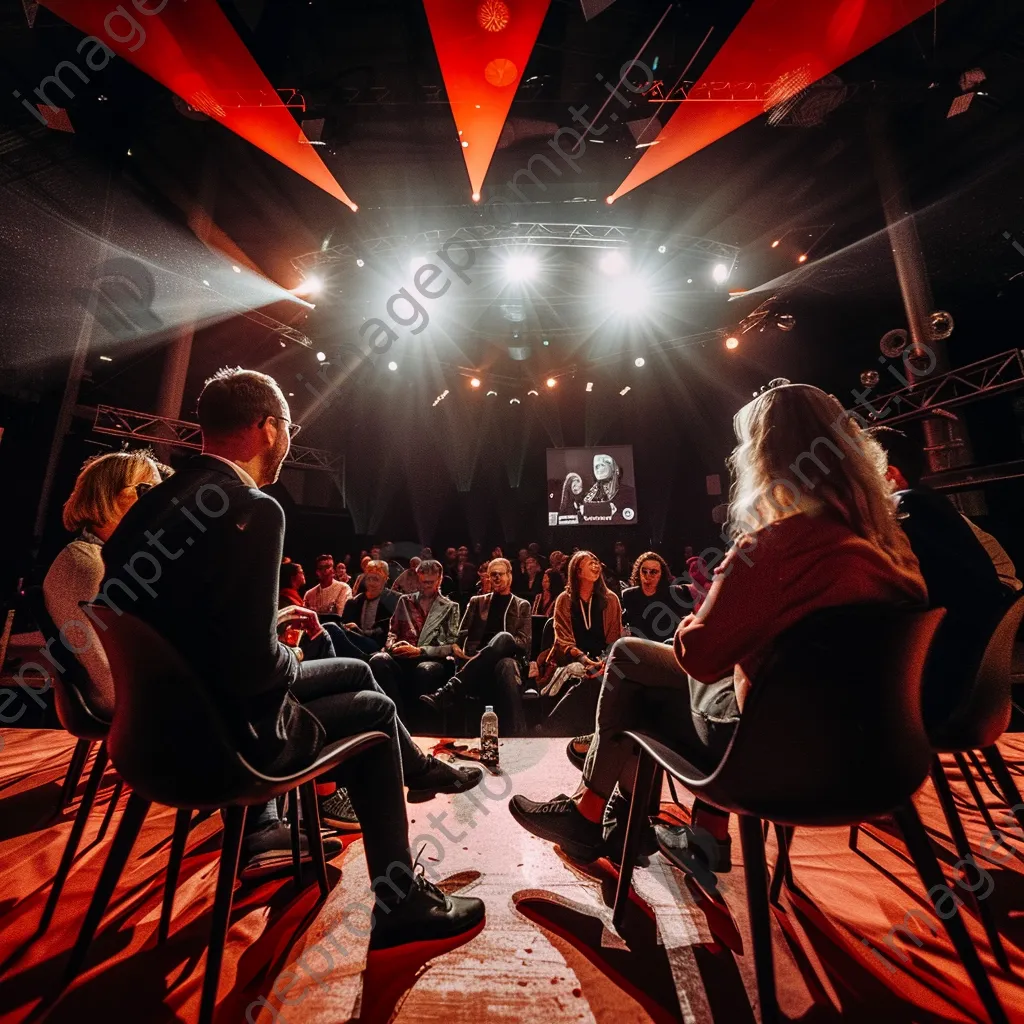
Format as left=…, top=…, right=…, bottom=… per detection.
left=621, top=550, right=689, bottom=642
left=558, top=472, right=584, bottom=517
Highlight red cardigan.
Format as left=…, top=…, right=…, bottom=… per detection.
left=675, top=511, right=927, bottom=690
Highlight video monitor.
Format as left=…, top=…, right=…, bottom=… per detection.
left=547, top=446, right=637, bottom=526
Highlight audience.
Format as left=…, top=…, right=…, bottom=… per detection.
left=610, top=539, right=631, bottom=587
left=476, top=560, right=492, bottom=595
left=510, top=384, right=927, bottom=883
left=421, top=558, right=532, bottom=734
left=351, top=554, right=372, bottom=596
left=517, top=555, right=544, bottom=602
left=621, top=551, right=689, bottom=642
left=392, top=556, right=422, bottom=595
left=454, top=545, right=477, bottom=603
left=868, top=426, right=1009, bottom=727
left=369, top=560, right=460, bottom=718
left=339, top=559, right=399, bottom=657
left=99, top=367, right=485, bottom=940
left=303, top=553, right=353, bottom=617
left=531, top=568, right=564, bottom=618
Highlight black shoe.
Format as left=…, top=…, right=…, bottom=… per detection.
left=601, top=789, right=657, bottom=867
left=319, top=788, right=361, bottom=832
left=419, top=674, right=471, bottom=711
left=522, top=686, right=540, bottom=701
left=655, top=822, right=732, bottom=884
left=508, top=793, right=605, bottom=862
left=369, top=859, right=486, bottom=952
left=565, top=734, right=592, bottom=772
left=407, top=756, right=483, bottom=802
left=239, top=822, right=343, bottom=882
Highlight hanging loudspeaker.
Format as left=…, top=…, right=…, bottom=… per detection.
left=930, top=310, right=954, bottom=341
left=880, top=328, right=908, bottom=359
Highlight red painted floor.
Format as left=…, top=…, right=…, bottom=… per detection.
left=1, top=729, right=1023, bottom=1022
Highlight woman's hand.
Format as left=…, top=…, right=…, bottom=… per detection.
left=278, top=605, right=323, bottom=638
left=452, top=644, right=470, bottom=661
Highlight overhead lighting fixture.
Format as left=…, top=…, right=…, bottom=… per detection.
left=546, top=378, right=557, bottom=388
left=316, top=351, right=326, bottom=362
left=542, top=338, right=550, bottom=347
left=99, top=355, right=112, bottom=362
left=232, top=265, right=242, bottom=274
left=356, top=258, right=365, bottom=268
left=388, top=361, right=398, bottom=371
left=504, top=252, right=538, bottom=282
left=634, top=356, right=645, bottom=367
left=686, top=278, right=693, bottom=284
left=586, top=381, right=594, bottom=392
left=470, top=377, right=481, bottom=388
left=472, top=191, right=481, bottom=202
left=202, top=279, right=210, bottom=287
left=771, top=240, right=780, bottom=248
left=604, top=274, right=651, bottom=315
left=510, top=398, right=521, bottom=405
left=599, top=250, right=628, bottom=275
left=486, top=389, right=498, bottom=396
left=527, top=389, right=539, bottom=396
left=725, top=336, right=739, bottom=350
left=712, top=263, right=729, bottom=284
left=619, top=386, right=631, bottom=396
left=294, top=273, right=323, bottom=297
left=657, top=244, right=667, bottom=254
left=288, top=392, right=295, bottom=397
left=797, top=253, right=808, bottom=263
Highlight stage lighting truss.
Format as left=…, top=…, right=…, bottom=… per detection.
left=292, top=223, right=739, bottom=277
left=92, top=406, right=341, bottom=470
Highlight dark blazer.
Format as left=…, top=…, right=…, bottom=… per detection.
left=458, top=592, right=532, bottom=658
left=100, top=455, right=323, bottom=775
left=895, top=486, right=1008, bottom=725
left=341, top=588, right=400, bottom=644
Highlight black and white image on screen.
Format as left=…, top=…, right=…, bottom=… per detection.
left=547, top=447, right=637, bottom=526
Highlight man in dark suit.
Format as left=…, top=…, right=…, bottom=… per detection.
left=421, top=558, right=531, bottom=733
left=868, top=426, right=1008, bottom=728
left=100, top=368, right=483, bottom=947
left=337, top=559, right=399, bottom=658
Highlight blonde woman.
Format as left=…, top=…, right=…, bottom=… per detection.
left=43, top=450, right=163, bottom=719
left=511, top=383, right=926, bottom=877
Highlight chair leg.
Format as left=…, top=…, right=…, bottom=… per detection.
left=849, top=824, right=859, bottom=851
left=59, top=739, right=93, bottom=811
left=929, top=757, right=1010, bottom=972
left=289, top=789, right=303, bottom=889
left=63, top=790, right=151, bottom=985
left=159, top=808, right=193, bottom=945
left=738, top=815, right=779, bottom=1024
left=299, top=782, right=330, bottom=899
left=39, top=743, right=109, bottom=933
left=198, top=805, right=247, bottom=1024
left=769, top=824, right=794, bottom=906
left=970, top=748, right=1004, bottom=801
left=612, top=750, right=658, bottom=931
left=892, top=801, right=1009, bottom=1024
left=982, top=745, right=1024, bottom=835
left=953, top=752, right=1000, bottom=838
left=94, top=777, right=124, bottom=846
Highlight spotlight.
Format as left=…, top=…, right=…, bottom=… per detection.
left=771, top=240, right=780, bottom=248
left=634, top=356, right=645, bottom=368
left=232, top=265, right=242, bottom=274
left=599, top=250, right=627, bottom=275
left=202, top=279, right=210, bottom=287
left=712, top=263, right=729, bottom=284
left=388, top=361, right=398, bottom=371
left=461, top=140, right=469, bottom=148
left=725, top=336, right=739, bottom=350
left=486, top=390, right=498, bottom=396
left=504, top=252, right=538, bottom=282
left=294, top=273, right=323, bottom=297
left=605, top=196, right=614, bottom=205
left=316, top=351, right=326, bottom=362
left=619, top=386, right=631, bottom=395
left=472, top=191, right=481, bottom=202
left=99, top=355, right=112, bottom=362
left=350, top=203, right=359, bottom=212
left=288, top=392, right=295, bottom=397
left=356, top=258, right=365, bottom=268
left=798, top=254, right=808, bottom=263
left=657, top=244, right=667, bottom=254
left=546, top=378, right=557, bottom=388
left=527, top=389, right=539, bottom=396
left=686, top=278, right=693, bottom=284
left=510, top=398, right=521, bottom=405
left=586, top=381, right=594, bottom=392
left=470, top=377, right=481, bottom=388
left=410, top=256, right=428, bottom=273
left=604, top=274, right=651, bottom=315
left=542, top=339, right=550, bottom=347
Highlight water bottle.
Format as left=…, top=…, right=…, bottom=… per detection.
left=480, top=705, right=499, bottom=768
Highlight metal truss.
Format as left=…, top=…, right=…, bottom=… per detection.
left=293, top=222, right=739, bottom=274
left=857, top=349, right=1024, bottom=425
left=231, top=306, right=314, bottom=349
left=92, top=406, right=342, bottom=471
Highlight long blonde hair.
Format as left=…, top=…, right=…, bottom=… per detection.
left=62, top=450, right=159, bottom=532
left=727, top=384, right=918, bottom=575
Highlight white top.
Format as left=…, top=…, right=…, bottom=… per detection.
left=304, top=579, right=353, bottom=615
left=206, top=453, right=259, bottom=490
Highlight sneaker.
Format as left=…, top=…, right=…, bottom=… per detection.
left=508, top=793, right=604, bottom=862
left=239, top=822, right=343, bottom=882
left=565, top=734, right=592, bottom=771
left=521, top=686, right=540, bottom=700
left=406, top=756, right=483, bottom=802
left=655, top=822, right=732, bottom=882
left=369, top=855, right=486, bottom=952
left=319, top=788, right=361, bottom=832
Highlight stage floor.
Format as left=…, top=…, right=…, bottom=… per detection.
left=1, top=729, right=1024, bottom=1022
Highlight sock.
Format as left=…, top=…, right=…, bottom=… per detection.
left=574, top=787, right=606, bottom=824
left=692, top=799, right=730, bottom=840
left=315, top=781, right=337, bottom=797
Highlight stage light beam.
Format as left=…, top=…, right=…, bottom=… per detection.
left=713, top=263, right=729, bottom=284
left=599, top=250, right=628, bottom=275
left=504, top=253, right=539, bottom=282
left=546, top=378, right=557, bottom=388
left=725, top=336, right=739, bottom=350
left=470, top=377, right=481, bottom=388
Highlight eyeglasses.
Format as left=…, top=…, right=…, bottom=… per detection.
left=134, top=482, right=154, bottom=498
left=640, top=567, right=661, bottom=576
left=488, top=570, right=509, bottom=579
left=260, top=414, right=302, bottom=439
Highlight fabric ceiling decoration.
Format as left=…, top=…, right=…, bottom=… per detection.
left=39, top=0, right=357, bottom=209
left=423, top=0, right=552, bottom=200
left=608, top=0, right=946, bottom=203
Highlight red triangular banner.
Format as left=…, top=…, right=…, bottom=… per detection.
left=39, top=0, right=356, bottom=209
left=610, top=0, right=946, bottom=203
left=423, top=0, right=552, bottom=199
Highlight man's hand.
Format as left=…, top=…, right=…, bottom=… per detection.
left=343, top=622, right=363, bottom=633
left=582, top=655, right=605, bottom=677
left=391, top=641, right=422, bottom=658
left=277, top=605, right=323, bottom=639
left=452, top=644, right=470, bottom=661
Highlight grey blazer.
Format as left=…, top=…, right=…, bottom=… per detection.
left=386, top=591, right=461, bottom=658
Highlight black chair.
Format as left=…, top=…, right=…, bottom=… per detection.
left=612, top=605, right=1009, bottom=1024
left=23, top=587, right=126, bottom=932
left=851, top=593, right=1024, bottom=972
left=65, top=605, right=388, bottom=1024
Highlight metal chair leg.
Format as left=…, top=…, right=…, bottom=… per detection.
left=970, top=748, right=1003, bottom=801
left=63, top=790, right=151, bottom=985
left=953, top=752, right=1000, bottom=837
left=94, top=776, right=124, bottom=846
left=930, top=757, right=1010, bottom=972
left=893, top=801, right=1009, bottom=1024
left=39, top=743, right=109, bottom=933
left=289, top=788, right=303, bottom=889
left=982, top=745, right=1024, bottom=835
left=159, top=808, right=193, bottom=944
left=739, top=814, right=780, bottom=1024
left=769, top=824, right=794, bottom=906
left=612, top=749, right=658, bottom=931
left=299, top=782, right=330, bottom=899
left=59, top=739, right=93, bottom=811
left=198, top=805, right=247, bottom=1024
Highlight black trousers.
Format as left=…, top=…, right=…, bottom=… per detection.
left=290, top=656, right=430, bottom=878
left=457, top=631, right=527, bottom=734
left=369, top=652, right=453, bottom=720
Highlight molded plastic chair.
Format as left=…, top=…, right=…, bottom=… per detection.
left=612, top=604, right=1009, bottom=1024
left=66, top=605, right=388, bottom=1024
